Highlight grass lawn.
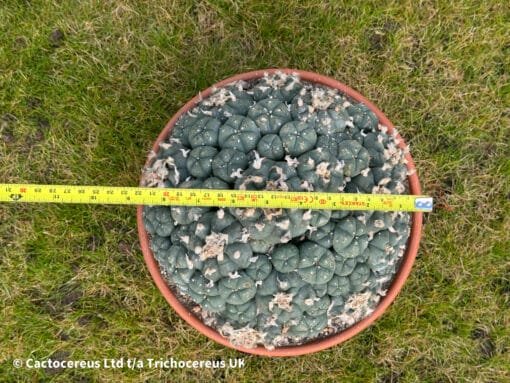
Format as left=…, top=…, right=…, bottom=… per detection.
left=0, top=1, right=509, bottom=382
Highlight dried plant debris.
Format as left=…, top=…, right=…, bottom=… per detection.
left=142, top=71, right=412, bottom=349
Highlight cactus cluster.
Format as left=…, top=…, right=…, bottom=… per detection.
left=141, top=72, right=412, bottom=349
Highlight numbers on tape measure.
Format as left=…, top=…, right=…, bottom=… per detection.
left=0, top=184, right=432, bottom=212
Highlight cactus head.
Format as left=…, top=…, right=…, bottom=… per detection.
left=142, top=72, right=412, bottom=350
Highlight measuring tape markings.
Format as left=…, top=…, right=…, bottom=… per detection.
left=0, top=184, right=433, bottom=212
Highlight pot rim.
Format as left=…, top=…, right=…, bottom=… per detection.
left=136, top=68, right=423, bottom=357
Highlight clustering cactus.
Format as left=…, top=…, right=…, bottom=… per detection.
left=142, top=72, right=412, bottom=350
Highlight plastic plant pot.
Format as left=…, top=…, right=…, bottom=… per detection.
left=136, top=69, right=423, bottom=357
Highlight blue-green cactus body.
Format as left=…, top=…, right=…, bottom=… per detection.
left=287, top=209, right=313, bottom=237
left=251, top=74, right=303, bottom=103
left=245, top=255, right=273, bottom=281
left=218, top=115, right=260, bottom=152
left=337, top=140, right=371, bottom=177
left=308, top=209, right=333, bottom=228
left=315, top=133, right=350, bottom=158
left=171, top=206, right=206, bottom=226
left=163, top=245, right=195, bottom=287
left=257, top=134, right=285, bottom=160
left=257, top=270, right=279, bottom=296
left=202, top=259, right=222, bottom=282
left=202, top=176, right=230, bottom=190
left=307, top=221, right=335, bottom=248
left=279, top=121, right=317, bottom=157
left=332, top=218, right=357, bottom=254
left=214, top=85, right=255, bottom=119
left=288, top=313, right=328, bottom=338
left=218, top=256, right=241, bottom=277
left=313, top=283, right=329, bottom=298
left=223, top=222, right=244, bottom=244
left=366, top=245, right=388, bottom=273
left=149, top=234, right=171, bottom=261
left=188, top=272, right=220, bottom=297
left=224, top=301, right=257, bottom=324
left=349, top=264, right=371, bottom=292
left=268, top=161, right=298, bottom=181
left=271, top=302, right=303, bottom=324
left=255, top=294, right=273, bottom=316
left=247, top=99, right=292, bottom=135
left=212, top=148, right=249, bottom=183
left=271, top=244, right=300, bottom=273
left=276, top=271, right=307, bottom=291
left=247, top=219, right=281, bottom=241
left=188, top=116, right=221, bottom=148
left=327, top=275, right=351, bottom=297
left=328, top=295, right=345, bottom=316
left=229, top=207, right=263, bottom=224
left=155, top=141, right=190, bottom=186
left=171, top=113, right=196, bottom=146
left=347, top=172, right=375, bottom=193
left=257, top=315, right=281, bottom=340
left=297, top=148, right=344, bottom=192
left=224, top=243, right=252, bottom=268
left=297, top=242, right=336, bottom=285
left=201, top=294, right=227, bottom=313
left=289, top=93, right=316, bottom=124
left=334, top=257, right=358, bottom=277
left=219, top=272, right=257, bottom=305
left=315, top=109, right=347, bottom=135
left=143, top=206, right=175, bottom=237
left=249, top=239, right=274, bottom=254
left=186, top=146, right=218, bottom=178
left=190, top=217, right=211, bottom=240
left=305, top=294, right=330, bottom=317
left=143, top=72, right=413, bottom=350
left=347, top=104, right=378, bottom=132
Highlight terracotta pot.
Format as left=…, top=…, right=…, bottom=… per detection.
left=137, top=69, right=423, bottom=357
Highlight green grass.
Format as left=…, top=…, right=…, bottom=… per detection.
left=1, top=0, right=509, bottom=381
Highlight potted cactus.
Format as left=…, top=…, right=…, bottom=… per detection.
left=137, top=69, right=423, bottom=356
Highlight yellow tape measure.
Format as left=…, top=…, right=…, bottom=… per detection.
left=0, top=184, right=433, bottom=212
